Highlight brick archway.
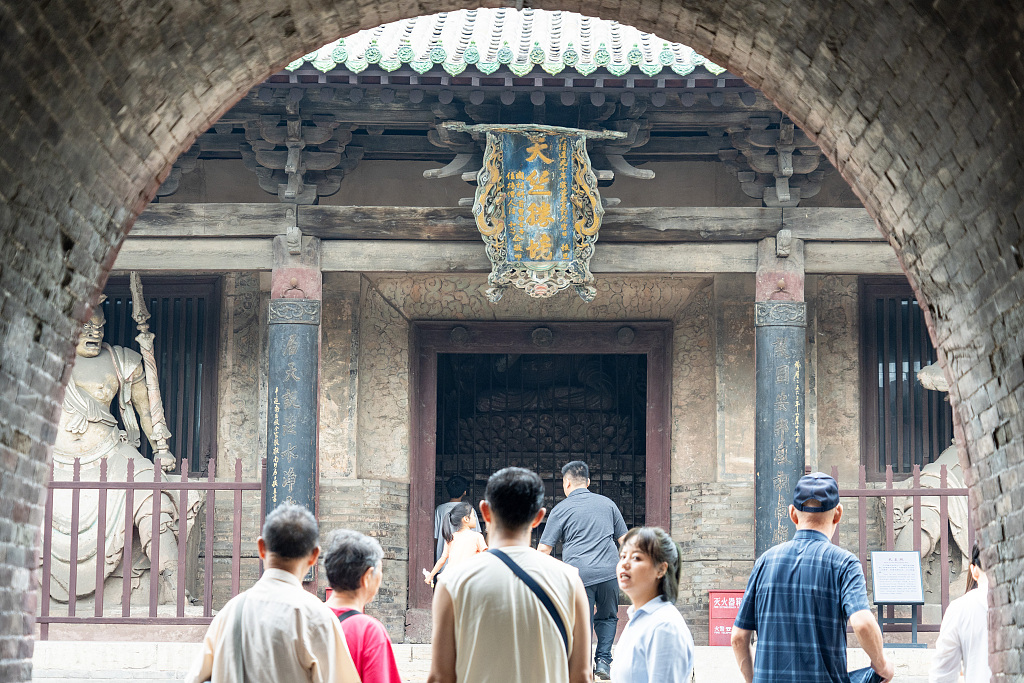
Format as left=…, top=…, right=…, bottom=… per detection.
left=1, top=1, right=1021, bottom=679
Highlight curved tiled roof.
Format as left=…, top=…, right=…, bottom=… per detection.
left=286, top=8, right=726, bottom=79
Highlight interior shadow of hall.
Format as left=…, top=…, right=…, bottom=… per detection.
left=435, top=352, right=649, bottom=545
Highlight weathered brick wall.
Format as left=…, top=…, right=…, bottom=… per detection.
left=1, top=1, right=1023, bottom=678
left=319, top=479, right=410, bottom=640
left=671, top=482, right=755, bottom=645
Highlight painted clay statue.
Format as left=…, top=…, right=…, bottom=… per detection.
left=48, top=299, right=196, bottom=604
left=890, top=363, right=970, bottom=571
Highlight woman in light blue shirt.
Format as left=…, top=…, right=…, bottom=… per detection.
left=610, top=526, right=695, bottom=683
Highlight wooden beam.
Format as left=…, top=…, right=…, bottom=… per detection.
left=131, top=203, right=293, bottom=237
left=604, top=207, right=781, bottom=242
left=804, top=242, right=902, bottom=274
left=111, top=236, right=900, bottom=274
left=300, top=206, right=480, bottom=241
left=113, top=238, right=275, bottom=270
left=298, top=205, right=882, bottom=242
left=320, top=241, right=759, bottom=273
left=783, top=207, right=883, bottom=241
left=127, top=203, right=884, bottom=245
left=322, top=241, right=489, bottom=271
left=592, top=243, right=757, bottom=273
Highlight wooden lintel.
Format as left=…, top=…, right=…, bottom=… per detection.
left=322, top=241, right=489, bottom=272
left=112, top=237, right=899, bottom=274
left=320, top=241, right=759, bottom=273
left=804, top=242, right=903, bottom=274
left=782, top=207, right=883, bottom=241
left=298, top=205, right=883, bottom=242
left=131, top=203, right=294, bottom=237
left=593, top=243, right=758, bottom=273
left=114, top=238, right=275, bottom=270
left=133, top=203, right=882, bottom=242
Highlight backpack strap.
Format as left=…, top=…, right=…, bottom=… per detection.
left=487, top=548, right=569, bottom=654
left=336, top=609, right=361, bottom=624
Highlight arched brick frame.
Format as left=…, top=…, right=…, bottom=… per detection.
left=0, top=1, right=1021, bottom=679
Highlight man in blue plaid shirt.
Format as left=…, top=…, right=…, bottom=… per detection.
left=731, top=473, right=894, bottom=683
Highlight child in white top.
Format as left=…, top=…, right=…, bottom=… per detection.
left=425, top=502, right=487, bottom=585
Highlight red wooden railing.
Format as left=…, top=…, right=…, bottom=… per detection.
left=830, top=463, right=970, bottom=633
left=38, top=457, right=266, bottom=639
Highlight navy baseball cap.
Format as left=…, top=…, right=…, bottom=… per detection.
left=792, top=472, right=840, bottom=512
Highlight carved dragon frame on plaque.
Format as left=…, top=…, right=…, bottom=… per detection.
left=445, top=123, right=625, bottom=302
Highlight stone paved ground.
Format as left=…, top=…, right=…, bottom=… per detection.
left=32, top=642, right=933, bottom=683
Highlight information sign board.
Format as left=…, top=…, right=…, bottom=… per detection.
left=870, top=550, right=924, bottom=604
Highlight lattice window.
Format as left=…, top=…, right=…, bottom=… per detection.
left=860, top=277, right=954, bottom=479
left=101, top=276, right=220, bottom=475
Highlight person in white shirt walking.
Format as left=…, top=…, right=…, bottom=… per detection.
left=929, top=542, right=992, bottom=683
left=610, top=526, right=694, bottom=683
left=185, top=503, right=360, bottom=683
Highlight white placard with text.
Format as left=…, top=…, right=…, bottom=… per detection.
left=870, top=551, right=924, bottom=604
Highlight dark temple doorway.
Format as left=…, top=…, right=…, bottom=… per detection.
left=435, top=353, right=648, bottom=546
left=410, top=321, right=671, bottom=608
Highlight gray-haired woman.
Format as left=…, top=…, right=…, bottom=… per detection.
left=611, top=526, right=694, bottom=683
left=323, top=529, right=402, bottom=683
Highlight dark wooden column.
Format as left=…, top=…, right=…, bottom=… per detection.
left=754, top=232, right=806, bottom=557
left=266, top=234, right=322, bottom=518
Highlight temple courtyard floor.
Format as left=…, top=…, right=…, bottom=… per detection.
left=33, top=641, right=935, bottom=682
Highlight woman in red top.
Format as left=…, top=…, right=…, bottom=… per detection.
left=323, top=529, right=403, bottom=683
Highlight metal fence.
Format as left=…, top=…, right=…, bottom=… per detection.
left=39, top=457, right=265, bottom=639
left=830, top=463, right=970, bottom=633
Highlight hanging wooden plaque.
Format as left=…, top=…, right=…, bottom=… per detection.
left=446, top=123, right=625, bottom=302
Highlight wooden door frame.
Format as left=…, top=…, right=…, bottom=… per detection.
left=409, top=320, right=673, bottom=609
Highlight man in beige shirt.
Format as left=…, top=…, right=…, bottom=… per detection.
left=427, top=467, right=592, bottom=683
left=185, top=503, right=360, bottom=683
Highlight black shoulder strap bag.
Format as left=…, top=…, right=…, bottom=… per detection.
left=336, top=609, right=361, bottom=624
left=487, top=548, right=569, bottom=654
left=232, top=592, right=248, bottom=682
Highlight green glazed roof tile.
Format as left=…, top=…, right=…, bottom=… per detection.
left=290, top=8, right=728, bottom=81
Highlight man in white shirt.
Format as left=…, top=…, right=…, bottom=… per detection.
left=930, top=542, right=992, bottom=683
left=185, top=503, right=360, bottom=683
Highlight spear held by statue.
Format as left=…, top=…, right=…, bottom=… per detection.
left=130, top=271, right=174, bottom=470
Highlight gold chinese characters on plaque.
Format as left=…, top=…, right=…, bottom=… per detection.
left=445, top=123, right=625, bottom=302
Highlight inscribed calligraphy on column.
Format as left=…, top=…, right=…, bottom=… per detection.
left=266, top=299, right=319, bottom=517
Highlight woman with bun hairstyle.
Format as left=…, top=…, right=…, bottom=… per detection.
left=611, top=526, right=694, bottom=683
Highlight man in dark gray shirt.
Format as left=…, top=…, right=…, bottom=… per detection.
left=539, top=461, right=627, bottom=681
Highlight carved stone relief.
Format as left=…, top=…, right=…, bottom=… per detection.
left=218, top=273, right=263, bottom=478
